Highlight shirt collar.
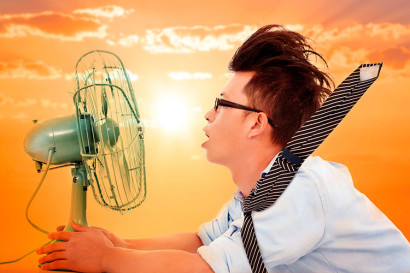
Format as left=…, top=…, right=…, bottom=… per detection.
left=233, top=188, right=245, bottom=202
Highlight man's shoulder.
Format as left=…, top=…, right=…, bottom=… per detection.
left=290, top=155, right=357, bottom=203
left=301, top=155, right=348, bottom=171
left=298, top=156, right=353, bottom=184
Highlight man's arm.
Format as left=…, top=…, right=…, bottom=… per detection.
left=38, top=222, right=213, bottom=272
left=103, top=248, right=213, bottom=273
left=124, top=232, right=204, bottom=253
left=56, top=224, right=204, bottom=253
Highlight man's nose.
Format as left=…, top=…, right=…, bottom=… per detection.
left=204, top=108, right=214, bottom=122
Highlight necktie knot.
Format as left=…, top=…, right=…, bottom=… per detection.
left=242, top=189, right=256, bottom=214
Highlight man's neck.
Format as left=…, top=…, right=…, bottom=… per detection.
left=229, top=145, right=281, bottom=197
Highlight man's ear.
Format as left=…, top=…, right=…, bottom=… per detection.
left=248, top=112, right=270, bottom=138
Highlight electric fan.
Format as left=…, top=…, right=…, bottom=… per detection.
left=24, top=50, right=146, bottom=233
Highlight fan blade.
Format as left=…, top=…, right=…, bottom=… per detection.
left=98, top=118, right=119, bottom=148
left=101, top=88, right=108, bottom=118
left=119, top=152, right=131, bottom=194
left=110, top=150, right=131, bottom=198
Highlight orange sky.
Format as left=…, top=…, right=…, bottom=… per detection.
left=0, top=0, right=409, bottom=270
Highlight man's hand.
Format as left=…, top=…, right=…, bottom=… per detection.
left=37, top=222, right=213, bottom=272
left=36, top=221, right=114, bottom=272
left=56, top=223, right=128, bottom=248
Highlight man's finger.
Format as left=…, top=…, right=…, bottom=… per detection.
left=48, top=231, right=74, bottom=241
left=90, top=226, right=104, bottom=231
left=39, top=250, right=66, bottom=264
left=56, top=225, right=65, bottom=231
left=41, top=259, right=71, bottom=271
left=70, top=221, right=90, bottom=232
left=90, top=226, right=109, bottom=234
left=37, top=242, right=66, bottom=254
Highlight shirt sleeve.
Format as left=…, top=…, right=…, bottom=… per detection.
left=197, top=170, right=326, bottom=272
left=198, top=196, right=243, bottom=246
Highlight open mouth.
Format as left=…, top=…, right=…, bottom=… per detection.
left=203, top=127, right=210, bottom=138
left=201, top=130, right=210, bottom=148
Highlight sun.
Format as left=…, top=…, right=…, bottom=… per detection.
left=154, top=95, right=189, bottom=133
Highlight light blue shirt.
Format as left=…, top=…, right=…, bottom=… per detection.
left=197, top=156, right=410, bottom=273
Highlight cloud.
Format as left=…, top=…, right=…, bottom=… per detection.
left=126, top=70, right=139, bottom=81
left=367, top=46, right=410, bottom=69
left=168, top=72, right=212, bottom=80
left=12, top=112, right=28, bottom=120
left=370, top=60, right=410, bottom=83
left=73, top=5, right=134, bottom=19
left=118, top=35, right=139, bottom=47
left=142, top=24, right=257, bottom=53
left=140, top=118, right=157, bottom=128
left=134, top=22, right=410, bottom=64
left=64, top=73, right=74, bottom=81
left=326, top=47, right=370, bottom=70
left=0, top=92, right=14, bottom=106
left=66, top=69, right=138, bottom=82
left=0, top=92, right=69, bottom=121
left=297, top=23, right=410, bottom=72
left=0, top=60, right=62, bottom=79
left=0, top=6, right=133, bottom=41
left=17, top=98, right=37, bottom=107
left=127, top=22, right=410, bottom=75
left=306, top=23, right=410, bottom=51
left=284, top=24, right=305, bottom=32
left=307, top=23, right=410, bottom=46
left=306, top=23, right=410, bottom=81
left=0, top=92, right=36, bottom=108
left=40, top=99, right=67, bottom=109
left=0, top=10, right=106, bottom=41
left=307, top=24, right=364, bottom=45
left=366, top=23, right=410, bottom=40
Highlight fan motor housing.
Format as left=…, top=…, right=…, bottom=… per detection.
left=24, top=115, right=83, bottom=165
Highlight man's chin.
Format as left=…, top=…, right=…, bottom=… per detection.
left=204, top=151, right=226, bottom=166
left=203, top=149, right=215, bottom=163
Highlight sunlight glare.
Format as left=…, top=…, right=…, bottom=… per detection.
left=155, top=96, right=189, bottom=133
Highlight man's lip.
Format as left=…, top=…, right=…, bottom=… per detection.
left=201, top=129, right=209, bottom=148
left=203, top=127, right=210, bottom=138
left=201, top=131, right=209, bottom=148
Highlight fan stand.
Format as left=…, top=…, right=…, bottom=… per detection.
left=64, top=164, right=89, bottom=232
left=40, top=165, right=89, bottom=271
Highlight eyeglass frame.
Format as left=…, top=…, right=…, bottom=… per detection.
left=214, top=97, right=277, bottom=128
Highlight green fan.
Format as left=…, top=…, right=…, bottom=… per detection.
left=24, top=50, right=146, bottom=233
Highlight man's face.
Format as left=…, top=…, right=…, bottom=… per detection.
left=202, top=71, right=254, bottom=166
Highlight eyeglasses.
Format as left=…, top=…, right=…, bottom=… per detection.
left=214, top=97, right=277, bottom=128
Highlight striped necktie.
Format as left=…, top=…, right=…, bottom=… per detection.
left=241, top=63, right=383, bottom=273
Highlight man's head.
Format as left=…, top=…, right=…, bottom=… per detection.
left=229, top=24, right=333, bottom=147
left=203, top=25, right=333, bottom=167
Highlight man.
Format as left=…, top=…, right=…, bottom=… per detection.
left=37, top=25, right=410, bottom=272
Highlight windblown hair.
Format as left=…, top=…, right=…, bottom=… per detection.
left=229, top=24, right=333, bottom=147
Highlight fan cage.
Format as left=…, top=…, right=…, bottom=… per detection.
left=73, top=50, right=146, bottom=212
